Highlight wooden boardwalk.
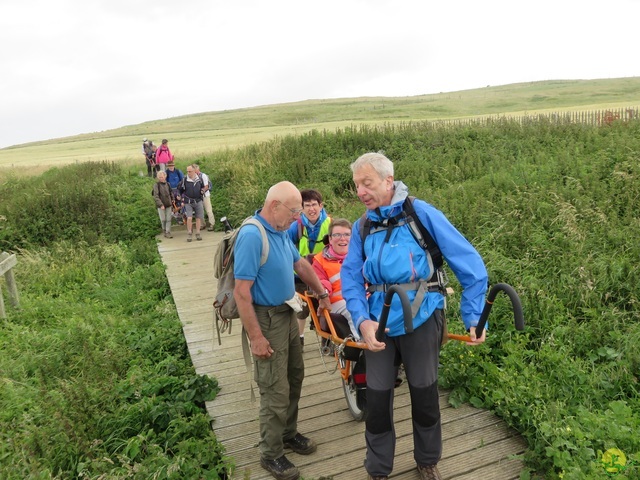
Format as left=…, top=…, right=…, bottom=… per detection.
left=157, top=227, right=526, bottom=480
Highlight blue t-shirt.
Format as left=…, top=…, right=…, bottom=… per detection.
left=234, top=213, right=301, bottom=306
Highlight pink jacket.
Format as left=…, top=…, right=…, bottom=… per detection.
left=155, top=146, right=173, bottom=164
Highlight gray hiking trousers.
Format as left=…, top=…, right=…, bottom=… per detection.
left=364, top=309, right=445, bottom=477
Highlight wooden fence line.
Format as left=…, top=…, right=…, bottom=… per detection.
left=0, top=252, right=20, bottom=318
left=438, top=106, right=639, bottom=128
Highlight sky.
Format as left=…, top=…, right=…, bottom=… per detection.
left=1, top=0, right=639, bottom=149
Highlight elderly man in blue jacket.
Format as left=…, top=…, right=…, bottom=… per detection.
left=341, top=152, right=488, bottom=480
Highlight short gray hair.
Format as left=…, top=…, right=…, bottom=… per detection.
left=350, top=152, right=394, bottom=179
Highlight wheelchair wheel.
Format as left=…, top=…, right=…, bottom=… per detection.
left=342, top=360, right=366, bottom=422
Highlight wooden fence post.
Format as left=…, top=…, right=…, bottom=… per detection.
left=0, top=252, right=20, bottom=317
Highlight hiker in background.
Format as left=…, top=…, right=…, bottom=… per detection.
left=194, top=164, right=216, bottom=231
left=311, top=218, right=360, bottom=340
left=166, top=161, right=184, bottom=190
left=152, top=171, right=174, bottom=238
left=233, top=181, right=331, bottom=480
left=177, top=164, right=206, bottom=242
left=341, top=152, right=488, bottom=480
left=155, top=139, right=174, bottom=172
left=143, top=139, right=157, bottom=178
left=287, top=189, right=331, bottom=347
left=166, top=161, right=185, bottom=225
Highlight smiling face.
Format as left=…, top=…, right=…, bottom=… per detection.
left=302, top=199, right=322, bottom=224
left=329, top=225, right=351, bottom=255
left=352, top=163, right=394, bottom=210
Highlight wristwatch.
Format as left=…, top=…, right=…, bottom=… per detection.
left=318, top=289, right=329, bottom=300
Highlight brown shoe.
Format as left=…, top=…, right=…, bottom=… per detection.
left=417, top=464, right=442, bottom=480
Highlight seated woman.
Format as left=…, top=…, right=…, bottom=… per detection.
left=312, top=218, right=361, bottom=341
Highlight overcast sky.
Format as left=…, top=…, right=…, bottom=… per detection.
left=1, top=0, right=639, bottom=149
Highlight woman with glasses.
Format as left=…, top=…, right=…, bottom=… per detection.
left=311, top=218, right=360, bottom=340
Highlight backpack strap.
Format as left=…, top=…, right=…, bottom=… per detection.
left=359, top=196, right=446, bottom=319
left=238, top=217, right=269, bottom=403
left=403, top=196, right=443, bottom=271
left=240, top=218, right=269, bottom=266
left=296, top=218, right=303, bottom=245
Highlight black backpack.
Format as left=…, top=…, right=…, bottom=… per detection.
left=359, top=196, right=443, bottom=284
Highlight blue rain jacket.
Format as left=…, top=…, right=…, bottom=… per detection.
left=341, top=182, right=488, bottom=337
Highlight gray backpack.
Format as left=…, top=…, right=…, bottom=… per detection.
left=213, top=218, right=269, bottom=321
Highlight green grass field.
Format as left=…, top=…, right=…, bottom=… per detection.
left=1, top=77, right=639, bottom=170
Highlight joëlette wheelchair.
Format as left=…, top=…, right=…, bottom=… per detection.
left=299, top=283, right=524, bottom=422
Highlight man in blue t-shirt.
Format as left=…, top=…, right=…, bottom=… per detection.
left=234, top=181, right=331, bottom=480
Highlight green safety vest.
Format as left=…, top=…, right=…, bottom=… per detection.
left=298, top=217, right=331, bottom=257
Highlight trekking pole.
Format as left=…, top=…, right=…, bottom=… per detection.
left=375, top=285, right=413, bottom=342
left=220, top=216, right=233, bottom=233
left=447, top=283, right=524, bottom=343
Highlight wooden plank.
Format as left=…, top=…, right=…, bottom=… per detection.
left=158, top=229, right=528, bottom=479
left=0, top=252, right=17, bottom=276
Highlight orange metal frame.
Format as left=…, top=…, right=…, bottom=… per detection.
left=299, top=289, right=476, bottom=369
left=298, top=291, right=369, bottom=382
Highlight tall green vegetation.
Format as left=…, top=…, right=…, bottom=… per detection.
left=2, top=117, right=639, bottom=478
left=200, top=118, right=640, bottom=479
left=0, top=163, right=231, bottom=478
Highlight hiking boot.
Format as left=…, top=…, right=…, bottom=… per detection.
left=165, top=231, right=173, bottom=239
left=417, top=464, right=442, bottom=480
left=187, top=232, right=193, bottom=242
left=260, top=455, right=299, bottom=480
left=196, top=233, right=202, bottom=241
left=207, top=223, right=214, bottom=231
left=283, top=432, right=317, bottom=455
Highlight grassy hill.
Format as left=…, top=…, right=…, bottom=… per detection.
left=1, top=77, right=639, bottom=170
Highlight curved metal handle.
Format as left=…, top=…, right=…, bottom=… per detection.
left=375, top=285, right=413, bottom=342
left=473, top=282, right=524, bottom=338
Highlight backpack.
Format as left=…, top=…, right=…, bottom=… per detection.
left=213, top=218, right=269, bottom=321
left=359, top=196, right=450, bottom=342
left=198, top=173, right=213, bottom=192
left=359, top=196, right=445, bottom=286
left=144, top=142, right=155, bottom=160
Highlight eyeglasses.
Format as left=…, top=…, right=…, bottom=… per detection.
left=277, top=201, right=303, bottom=215
left=303, top=202, right=320, bottom=209
left=330, top=233, right=351, bottom=239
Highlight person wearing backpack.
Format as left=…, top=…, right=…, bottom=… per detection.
left=166, top=161, right=185, bottom=225
left=194, top=164, right=216, bottom=231
left=177, top=164, right=206, bottom=242
left=142, top=139, right=157, bottom=178
left=151, top=171, right=175, bottom=238
left=234, top=181, right=331, bottom=480
left=155, top=139, right=174, bottom=172
left=341, top=152, right=489, bottom=480
left=286, top=189, right=331, bottom=347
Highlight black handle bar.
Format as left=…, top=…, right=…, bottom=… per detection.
left=375, top=285, right=413, bottom=342
left=375, top=282, right=524, bottom=342
left=473, top=282, right=524, bottom=338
